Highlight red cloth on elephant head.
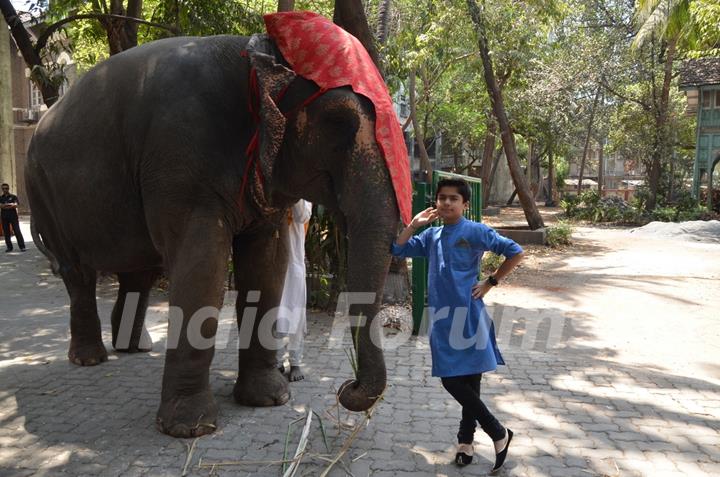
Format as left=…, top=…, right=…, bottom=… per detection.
left=264, top=11, right=412, bottom=225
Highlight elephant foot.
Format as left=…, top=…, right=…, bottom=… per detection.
left=68, top=340, right=108, bottom=366
left=338, top=379, right=382, bottom=412
left=156, top=389, right=218, bottom=438
left=234, top=368, right=290, bottom=406
left=113, top=327, right=153, bottom=353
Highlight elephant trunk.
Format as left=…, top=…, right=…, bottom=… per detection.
left=337, top=160, right=398, bottom=412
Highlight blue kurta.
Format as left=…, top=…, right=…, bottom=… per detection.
left=391, top=217, right=523, bottom=377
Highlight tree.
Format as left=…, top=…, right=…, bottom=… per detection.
left=0, top=0, right=60, bottom=106
left=278, top=0, right=294, bottom=12
left=466, top=0, right=544, bottom=229
left=333, top=0, right=382, bottom=73
left=577, top=84, right=602, bottom=193
left=631, top=0, right=701, bottom=209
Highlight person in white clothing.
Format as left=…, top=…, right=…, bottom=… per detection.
left=276, top=199, right=312, bottom=381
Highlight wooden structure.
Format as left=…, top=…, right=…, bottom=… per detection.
left=679, top=58, right=720, bottom=209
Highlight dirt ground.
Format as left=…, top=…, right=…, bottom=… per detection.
left=485, top=205, right=720, bottom=386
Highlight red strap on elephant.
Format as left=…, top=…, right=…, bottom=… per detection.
left=264, top=11, right=412, bottom=224
left=238, top=60, right=261, bottom=212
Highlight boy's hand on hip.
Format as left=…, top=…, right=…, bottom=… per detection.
left=472, top=280, right=493, bottom=299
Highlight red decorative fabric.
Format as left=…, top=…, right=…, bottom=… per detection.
left=264, top=11, right=412, bottom=224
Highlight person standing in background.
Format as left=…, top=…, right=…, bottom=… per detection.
left=277, top=199, right=312, bottom=382
left=1, top=183, right=26, bottom=253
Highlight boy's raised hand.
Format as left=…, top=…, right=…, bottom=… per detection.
left=411, top=207, right=439, bottom=229
left=396, top=207, right=439, bottom=246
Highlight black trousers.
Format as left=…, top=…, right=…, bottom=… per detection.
left=1, top=215, right=25, bottom=250
left=441, top=373, right=505, bottom=444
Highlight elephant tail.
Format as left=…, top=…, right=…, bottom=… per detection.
left=31, top=216, right=60, bottom=275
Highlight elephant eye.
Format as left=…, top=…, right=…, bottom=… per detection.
left=322, top=111, right=359, bottom=153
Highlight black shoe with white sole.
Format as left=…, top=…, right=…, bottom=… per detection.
left=491, top=429, right=513, bottom=473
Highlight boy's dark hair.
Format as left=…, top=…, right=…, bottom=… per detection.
left=435, top=178, right=471, bottom=203
left=1, top=183, right=8, bottom=187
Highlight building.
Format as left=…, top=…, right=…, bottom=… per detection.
left=1, top=12, right=76, bottom=213
left=679, top=57, right=720, bottom=210
left=565, top=142, right=644, bottom=200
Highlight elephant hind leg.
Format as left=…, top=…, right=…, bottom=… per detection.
left=61, top=264, right=108, bottom=366
left=111, top=270, right=160, bottom=352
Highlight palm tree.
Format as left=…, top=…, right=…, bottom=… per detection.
left=632, top=0, right=694, bottom=209
left=633, top=0, right=693, bottom=50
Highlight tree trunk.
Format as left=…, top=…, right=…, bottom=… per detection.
left=487, top=146, right=502, bottom=203
left=480, top=115, right=497, bottom=207
left=668, top=133, right=676, bottom=202
left=534, top=148, right=543, bottom=200
left=333, top=0, right=383, bottom=75
left=122, top=0, right=142, bottom=50
left=527, top=141, right=534, bottom=185
left=598, top=138, right=604, bottom=197
left=466, top=0, right=544, bottom=229
left=409, top=70, right=432, bottom=182
left=546, top=146, right=555, bottom=206
left=103, top=0, right=141, bottom=55
left=647, top=38, right=676, bottom=210
left=0, top=14, right=16, bottom=192
left=577, top=84, right=601, bottom=194
left=0, top=0, right=60, bottom=106
left=278, top=0, right=294, bottom=12
left=377, top=0, right=391, bottom=44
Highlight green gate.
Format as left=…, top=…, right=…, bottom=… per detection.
left=411, top=171, right=483, bottom=334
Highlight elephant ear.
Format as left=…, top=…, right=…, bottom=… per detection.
left=246, top=35, right=296, bottom=213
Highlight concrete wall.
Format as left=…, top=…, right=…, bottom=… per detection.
left=12, top=126, right=33, bottom=213
left=488, top=154, right=516, bottom=205
left=1, top=17, right=16, bottom=194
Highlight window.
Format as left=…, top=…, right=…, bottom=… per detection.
left=29, top=79, right=68, bottom=109
left=29, top=81, right=43, bottom=109
left=701, top=90, right=720, bottom=109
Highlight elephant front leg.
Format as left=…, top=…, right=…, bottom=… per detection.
left=155, top=218, right=231, bottom=437
left=232, top=226, right=290, bottom=407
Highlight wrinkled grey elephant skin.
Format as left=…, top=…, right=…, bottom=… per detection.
left=25, top=34, right=398, bottom=437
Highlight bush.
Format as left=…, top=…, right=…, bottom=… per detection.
left=621, top=208, right=643, bottom=224
left=651, top=206, right=677, bottom=222
left=563, top=186, right=715, bottom=224
left=560, top=195, right=580, bottom=217
left=562, top=191, right=640, bottom=223
left=677, top=205, right=712, bottom=221
left=546, top=221, right=573, bottom=247
left=579, top=189, right=601, bottom=207
left=481, top=252, right=504, bottom=274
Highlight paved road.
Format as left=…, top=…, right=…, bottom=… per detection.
left=1, top=218, right=719, bottom=476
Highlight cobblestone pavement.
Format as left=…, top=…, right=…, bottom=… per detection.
left=1, top=219, right=719, bottom=476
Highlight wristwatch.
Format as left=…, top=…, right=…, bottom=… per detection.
left=487, top=275, right=499, bottom=286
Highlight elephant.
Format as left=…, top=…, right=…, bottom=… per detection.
left=25, top=23, right=407, bottom=437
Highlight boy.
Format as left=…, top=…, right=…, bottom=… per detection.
left=391, top=178, right=523, bottom=472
